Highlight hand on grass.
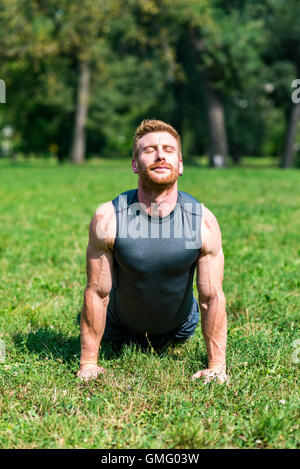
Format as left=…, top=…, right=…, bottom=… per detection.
left=192, top=368, right=228, bottom=384
left=77, top=364, right=106, bottom=381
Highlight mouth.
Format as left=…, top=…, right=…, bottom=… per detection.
left=151, top=166, right=171, bottom=171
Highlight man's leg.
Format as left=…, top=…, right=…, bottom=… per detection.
left=102, top=311, right=145, bottom=347
left=145, top=299, right=200, bottom=349
left=102, top=299, right=199, bottom=349
left=170, top=297, right=200, bottom=344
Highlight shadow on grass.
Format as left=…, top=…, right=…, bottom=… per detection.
left=12, top=312, right=206, bottom=367
left=75, top=310, right=205, bottom=361
left=12, top=327, right=122, bottom=363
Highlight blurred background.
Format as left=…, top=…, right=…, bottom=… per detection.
left=0, top=1, right=300, bottom=449
left=0, top=0, right=300, bottom=168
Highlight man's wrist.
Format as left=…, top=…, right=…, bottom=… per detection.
left=80, top=359, right=98, bottom=367
left=208, top=362, right=226, bottom=371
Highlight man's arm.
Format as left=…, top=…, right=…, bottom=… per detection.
left=192, top=205, right=227, bottom=383
left=77, top=202, right=115, bottom=380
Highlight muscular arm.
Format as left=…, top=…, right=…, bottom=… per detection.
left=192, top=205, right=227, bottom=383
left=77, top=202, right=115, bottom=380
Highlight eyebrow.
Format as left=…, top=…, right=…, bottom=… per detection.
left=143, top=144, right=176, bottom=150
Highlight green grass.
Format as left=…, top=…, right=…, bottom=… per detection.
left=0, top=157, right=299, bottom=449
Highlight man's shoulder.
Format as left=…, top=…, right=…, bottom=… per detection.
left=93, top=200, right=115, bottom=223
left=201, top=205, right=222, bottom=255
left=89, top=201, right=116, bottom=252
left=202, top=205, right=220, bottom=230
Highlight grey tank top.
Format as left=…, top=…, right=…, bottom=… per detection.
left=107, top=188, right=203, bottom=335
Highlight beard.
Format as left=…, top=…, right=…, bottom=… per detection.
left=138, top=162, right=180, bottom=192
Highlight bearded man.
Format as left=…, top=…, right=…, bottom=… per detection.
left=77, top=119, right=227, bottom=383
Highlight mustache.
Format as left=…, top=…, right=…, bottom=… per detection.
left=148, top=163, right=173, bottom=170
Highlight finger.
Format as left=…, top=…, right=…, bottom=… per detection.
left=191, top=370, right=203, bottom=380
left=200, top=369, right=212, bottom=377
left=217, top=373, right=228, bottom=383
left=204, top=373, right=228, bottom=384
left=77, top=366, right=106, bottom=379
left=203, top=372, right=217, bottom=383
left=77, top=370, right=98, bottom=380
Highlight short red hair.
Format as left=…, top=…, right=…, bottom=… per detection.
left=133, top=119, right=181, bottom=158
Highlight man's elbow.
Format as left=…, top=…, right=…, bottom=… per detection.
left=199, top=289, right=226, bottom=310
left=84, top=284, right=112, bottom=302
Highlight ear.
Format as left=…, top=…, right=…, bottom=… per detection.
left=179, top=158, right=184, bottom=175
left=132, top=157, right=139, bottom=174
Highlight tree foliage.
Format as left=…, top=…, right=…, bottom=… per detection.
left=0, top=0, right=299, bottom=166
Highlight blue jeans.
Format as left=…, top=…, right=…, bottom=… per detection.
left=102, top=297, right=199, bottom=348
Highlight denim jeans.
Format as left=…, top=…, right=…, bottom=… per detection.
left=102, top=297, right=200, bottom=348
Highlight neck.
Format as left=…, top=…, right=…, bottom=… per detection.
left=137, top=180, right=178, bottom=217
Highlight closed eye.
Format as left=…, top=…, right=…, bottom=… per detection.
left=144, top=146, right=155, bottom=153
left=163, top=146, right=175, bottom=152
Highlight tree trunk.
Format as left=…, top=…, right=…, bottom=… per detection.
left=203, top=79, right=229, bottom=167
left=189, top=30, right=229, bottom=168
left=231, top=144, right=242, bottom=166
left=281, top=102, right=300, bottom=168
left=70, top=60, right=90, bottom=164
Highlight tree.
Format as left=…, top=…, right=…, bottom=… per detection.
left=0, top=0, right=61, bottom=157
left=263, top=0, right=300, bottom=167
left=36, top=0, right=122, bottom=163
left=188, top=1, right=266, bottom=166
left=149, top=0, right=266, bottom=166
left=282, top=102, right=300, bottom=168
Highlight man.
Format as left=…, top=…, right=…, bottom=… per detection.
left=77, top=119, right=227, bottom=383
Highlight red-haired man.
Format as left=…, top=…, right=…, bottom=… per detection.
left=78, top=119, right=227, bottom=384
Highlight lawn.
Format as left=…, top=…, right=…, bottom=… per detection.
left=0, top=157, right=299, bottom=449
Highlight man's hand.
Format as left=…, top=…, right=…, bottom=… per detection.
left=192, top=367, right=228, bottom=384
left=77, top=364, right=106, bottom=381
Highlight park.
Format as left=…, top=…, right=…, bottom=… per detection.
left=0, top=157, right=299, bottom=448
left=0, top=0, right=299, bottom=451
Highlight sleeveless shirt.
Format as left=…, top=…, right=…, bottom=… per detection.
left=107, top=189, right=202, bottom=335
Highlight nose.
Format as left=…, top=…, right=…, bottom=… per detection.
left=156, top=146, right=166, bottom=160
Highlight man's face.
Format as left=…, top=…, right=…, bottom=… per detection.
left=132, top=131, right=183, bottom=190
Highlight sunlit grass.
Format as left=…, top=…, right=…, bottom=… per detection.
left=0, top=158, right=299, bottom=448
